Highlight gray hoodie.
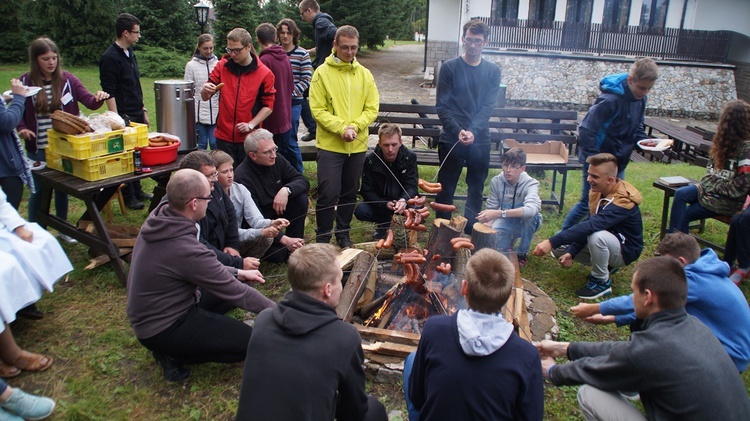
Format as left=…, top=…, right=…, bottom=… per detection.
left=485, top=171, right=541, bottom=219
left=457, top=308, right=514, bottom=356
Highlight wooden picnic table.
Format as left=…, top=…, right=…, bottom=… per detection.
left=34, top=156, right=183, bottom=285
left=644, top=117, right=712, bottom=166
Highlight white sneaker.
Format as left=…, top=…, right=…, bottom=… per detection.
left=57, top=233, right=78, bottom=245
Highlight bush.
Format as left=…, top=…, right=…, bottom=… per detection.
left=136, top=45, right=190, bottom=79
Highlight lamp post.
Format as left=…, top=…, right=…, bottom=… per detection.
left=194, top=1, right=209, bottom=34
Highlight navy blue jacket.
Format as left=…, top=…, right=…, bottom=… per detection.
left=359, top=144, right=419, bottom=209
left=578, top=73, right=649, bottom=173
left=551, top=179, right=643, bottom=265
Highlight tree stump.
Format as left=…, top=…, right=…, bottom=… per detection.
left=336, top=251, right=377, bottom=322
left=470, top=222, right=499, bottom=252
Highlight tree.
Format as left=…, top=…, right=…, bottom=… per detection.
left=0, top=0, right=28, bottom=63
left=320, top=0, right=389, bottom=49
left=120, top=0, right=195, bottom=54
left=213, top=0, right=261, bottom=41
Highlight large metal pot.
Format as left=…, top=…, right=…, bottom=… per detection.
left=154, top=80, right=196, bottom=153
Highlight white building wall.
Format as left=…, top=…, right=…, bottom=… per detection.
left=554, top=0, right=567, bottom=21
left=592, top=0, right=606, bottom=24
left=429, top=0, right=462, bottom=42
left=519, top=0, right=530, bottom=18
left=665, top=0, right=686, bottom=28
left=628, top=0, right=643, bottom=26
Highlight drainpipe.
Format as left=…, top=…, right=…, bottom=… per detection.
left=424, top=0, right=431, bottom=72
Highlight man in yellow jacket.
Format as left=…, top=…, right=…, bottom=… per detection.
left=309, top=25, right=379, bottom=247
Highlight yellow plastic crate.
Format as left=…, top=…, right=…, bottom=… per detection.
left=47, top=122, right=148, bottom=160
left=46, top=149, right=134, bottom=181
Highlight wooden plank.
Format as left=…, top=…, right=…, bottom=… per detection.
left=85, top=247, right=133, bottom=270
left=356, top=325, right=421, bottom=346
left=111, top=238, right=137, bottom=248
left=337, top=248, right=364, bottom=271
left=336, top=251, right=376, bottom=321
left=362, top=341, right=417, bottom=358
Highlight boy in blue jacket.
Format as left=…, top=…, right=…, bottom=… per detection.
left=562, top=58, right=658, bottom=230
left=533, top=153, right=643, bottom=299
left=571, top=232, right=750, bottom=372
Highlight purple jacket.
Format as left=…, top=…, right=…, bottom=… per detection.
left=17, top=71, right=105, bottom=153
left=258, top=45, right=293, bottom=134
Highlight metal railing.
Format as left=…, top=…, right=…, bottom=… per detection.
left=479, top=18, right=732, bottom=63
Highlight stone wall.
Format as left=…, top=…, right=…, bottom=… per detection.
left=425, top=40, right=459, bottom=72
left=481, top=52, right=737, bottom=119
left=732, top=61, right=750, bottom=103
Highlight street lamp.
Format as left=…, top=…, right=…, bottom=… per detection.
left=194, top=1, right=209, bottom=34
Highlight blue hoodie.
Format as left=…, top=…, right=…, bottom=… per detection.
left=600, top=249, right=750, bottom=372
left=578, top=73, right=650, bottom=173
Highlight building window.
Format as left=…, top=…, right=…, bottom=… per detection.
left=492, top=0, right=519, bottom=20
left=640, top=0, right=669, bottom=27
left=602, top=0, right=631, bottom=27
left=528, top=0, right=556, bottom=22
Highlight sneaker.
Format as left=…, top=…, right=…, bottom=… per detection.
left=0, top=407, right=23, bottom=421
left=57, top=233, right=78, bottom=245
left=124, top=197, right=145, bottom=210
left=17, top=304, right=44, bottom=320
left=575, top=276, right=612, bottom=300
left=0, top=388, right=56, bottom=420
left=152, top=351, right=190, bottom=382
left=300, top=132, right=315, bottom=142
left=135, top=191, right=154, bottom=201
left=730, top=267, right=750, bottom=285
left=337, top=237, right=354, bottom=249
left=552, top=244, right=569, bottom=258
left=517, top=254, right=528, bottom=267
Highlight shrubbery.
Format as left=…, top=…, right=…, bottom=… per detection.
left=136, top=46, right=190, bottom=79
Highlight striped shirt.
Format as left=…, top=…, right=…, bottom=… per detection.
left=286, top=45, right=312, bottom=99
left=36, top=83, right=54, bottom=149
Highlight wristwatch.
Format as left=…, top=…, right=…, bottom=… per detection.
left=501, top=210, right=507, bottom=218
left=285, top=187, right=292, bottom=195
left=248, top=122, right=255, bottom=131
left=232, top=267, right=239, bottom=278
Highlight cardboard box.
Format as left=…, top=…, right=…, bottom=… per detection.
left=504, top=139, right=569, bottom=164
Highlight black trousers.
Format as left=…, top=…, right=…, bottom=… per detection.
left=217, top=140, right=247, bottom=169
left=260, top=193, right=309, bottom=263
left=725, top=207, right=750, bottom=268
left=138, top=290, right=252, bottom=365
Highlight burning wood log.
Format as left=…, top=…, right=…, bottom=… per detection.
left=336, top=251, right=377, bottom=322
left=360, top=282, right=405, bottom=320
left=470, top=222, right=499, bottom=252
left=354, top=241, right=396, bottom=260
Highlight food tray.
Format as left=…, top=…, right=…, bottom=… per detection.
left=47, top=123, right=148, bottom=159
left=46, top=150, right=134, bottom=181
left=141, top=140, right=180, bottom=166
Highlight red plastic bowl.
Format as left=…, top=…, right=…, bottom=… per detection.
left=141, top=140, right=180, bottom=166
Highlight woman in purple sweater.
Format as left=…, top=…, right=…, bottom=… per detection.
left=17, top=37, right=109, bottom=238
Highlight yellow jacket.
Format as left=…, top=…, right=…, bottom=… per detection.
left=309, top=53, right=379, bottom=154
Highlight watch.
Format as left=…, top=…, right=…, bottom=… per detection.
left=285, top=187, right=292, bottom=195
left=248, top=122, right=255, bottom=130
left=501, top=210, right=507, bottom=218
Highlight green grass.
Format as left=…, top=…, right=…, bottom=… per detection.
left=2, top=64, right=748, bottom=418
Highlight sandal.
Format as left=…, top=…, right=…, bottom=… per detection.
left=0, top=360, right=21, bottom=378
left=12, top=350, right=53, bottom=372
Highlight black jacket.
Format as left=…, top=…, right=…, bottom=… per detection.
left=236, top=291, right=369, bottom=420
left=99, top=42, right=144, bottom=118
left=360, top=145, right=419, bottom=210
left=234, top=154, right=309, bottom=212
left=311, top=12, right=337, bottom=69
left=199, top=185, right=242, bottom=268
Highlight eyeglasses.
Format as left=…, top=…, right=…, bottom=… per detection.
left=225, top=46, right=246, bottom=55
left=187, top=196, right=212, bottom=204
left=502, top=164, right=523, bottom=171
left=256, top=146, right=279, bottom=156
left=129, top=30, right=141, bottom=35
left=204, top=171, right=219, bottom=181
left=464, top=38, right=485, bottom=46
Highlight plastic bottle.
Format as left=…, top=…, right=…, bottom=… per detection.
left=133, top=146, right=142, bottom=175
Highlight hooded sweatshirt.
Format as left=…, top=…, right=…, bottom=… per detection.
left=408, top=310, right=544, bottom=420
left=551, top=179, right=643, bottom=265
left=578, top=73, right=650, bottom=173
left=126, top=201, right=274, bottom=339
left=485, top=171, right=541, bottom=219
left=309, top=53, right=379, bottom=155
left=311, top=12, right=337, bottom=69
left=258, top=44, right=293, bottom=134
left=236, top=291, right=369, bottom=420
left=599, top=248, right=750, bottom=372
left=184, top=53, right=219, bottom=125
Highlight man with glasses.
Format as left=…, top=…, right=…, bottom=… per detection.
left=477, top=148, right=542, bottom=267
left=533, top=153, right=643, bottom=299
left=235, top=129, right=309, bottom=262
left=100, top=13, right=151, bottom=210
left=309, top=25, right=379, bottom=248
left=201, top=28, right=276, bottom=166
left=434, top=19, right=501, bottom=235
left=127, top=168, right=274, bottom=382
left=180, top=151, right=260, bottom=271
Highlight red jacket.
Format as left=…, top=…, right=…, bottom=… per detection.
left=208, top=55, right=276, bottom=143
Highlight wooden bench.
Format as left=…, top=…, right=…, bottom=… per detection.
left=644, top=117, right=712, bottom=167
left=301, top=103, right=582, bottom=212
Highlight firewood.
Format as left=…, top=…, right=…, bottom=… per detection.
left=353, top=241, right=395, bottom=260
left=111, top=238, right=137, bottom=248
left=356, top=256, right=380, bottom=310
left=84, top=248, right=132, bottom=270
left=356, top=325, right=421, bottom=346
left=470, top=222, right=499, bottom=252
left=336, top=251, right=376, bottom=322
left=362, top=341, right=417, bottom=358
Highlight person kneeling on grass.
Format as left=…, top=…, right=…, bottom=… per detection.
left=570, top=232, right=750, bottom=372
left=476, top=147, right=542, bottom=267
left=127, top=169, right=274, bottom=382
left=533, top=153, right=643, bottom=299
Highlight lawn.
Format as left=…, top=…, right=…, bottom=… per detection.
left=2, top=67, right=748, bottom=419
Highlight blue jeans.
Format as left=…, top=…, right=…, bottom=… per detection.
left=27, top=149, right=68, bottom=223
left=494, top=213, right=543, bottom=255
left=668, top=184, right=717, bottom=233
left=403, top=352, right=420, bottom=421
left=197, top=123, right=217, bottom=150
left=290, top=103, right=301, bottom=143
left=725, top=208, right=750, bottom=268
left=562, top=157, right=626, bottom=231
left=274, top=129, right=303, bottom=173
